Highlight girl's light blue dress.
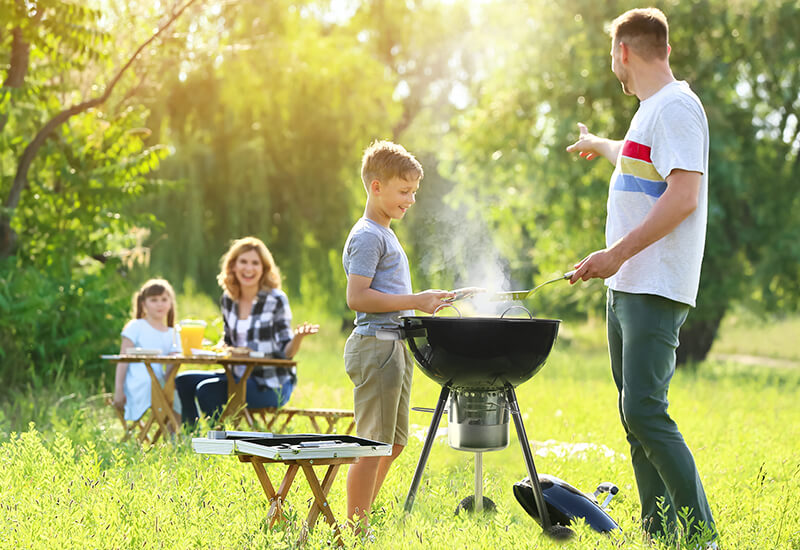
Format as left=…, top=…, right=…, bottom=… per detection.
left=121, top=319, right=180, bottom=421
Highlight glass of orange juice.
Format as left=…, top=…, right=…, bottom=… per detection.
left=179, top=320, right=206, bottom=356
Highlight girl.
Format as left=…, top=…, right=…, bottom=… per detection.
left=176, top=236, right=318, bottom=425
left=113, top=279, right=181, bottom=421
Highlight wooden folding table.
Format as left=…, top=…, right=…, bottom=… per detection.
left=192, top=433, right=393, bottom=546
left=102, top=354, right=296, bottom=443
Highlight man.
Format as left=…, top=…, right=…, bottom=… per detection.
left=566, top=7, right=717, bottom=545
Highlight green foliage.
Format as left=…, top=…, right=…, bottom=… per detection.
left=0, top=257, right=129, bottom=393
left=140, top=1, right=399, bottom=312
left=9, top=106, right=170, bottom=266
left=0, top=0, right=197, bottom=392
left=0, top=0, right=109, bottom=75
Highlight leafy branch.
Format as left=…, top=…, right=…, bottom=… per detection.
left=0, top=0, right=202, bottom=258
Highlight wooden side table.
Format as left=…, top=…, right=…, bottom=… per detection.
left=192, top=433, right=392, bottom=546
left=239, top=454, right=356, bottom=546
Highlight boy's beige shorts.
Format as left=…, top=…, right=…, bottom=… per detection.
left=344, top=332, right=414, bottom=446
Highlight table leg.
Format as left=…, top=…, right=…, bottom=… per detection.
left=144, top=361, right=180, bottom=443
left=137, top=414, right=155, bottom=444
left=272, top=464, right=299, bottom=527
left=163, top=364, right=180, bottom=428
left=249, top=459, right=299, bottom=527
left=308, top=416, right=323, bottom=433
left=220, top=364, right=255, bottom=427
left=301, top=463, right=344, bottom=545
left=277, top=410, right=295, bottom=432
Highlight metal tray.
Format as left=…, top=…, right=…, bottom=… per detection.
left=192, top=433, right=392, bottom=460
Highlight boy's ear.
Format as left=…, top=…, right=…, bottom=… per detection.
left=370, top=179, right=381, bottom=194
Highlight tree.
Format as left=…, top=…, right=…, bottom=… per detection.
left=0, top=0, right=202, bottom=387
left=1, top=0, right=201, bottom=261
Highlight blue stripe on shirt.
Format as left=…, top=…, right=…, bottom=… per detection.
left=613, top=173, right=667, bottom=198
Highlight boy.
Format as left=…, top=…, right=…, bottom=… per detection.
left=342, top=140, right=452, bottom=528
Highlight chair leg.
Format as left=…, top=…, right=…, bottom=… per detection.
left=108, top=397, right=159, bottom=444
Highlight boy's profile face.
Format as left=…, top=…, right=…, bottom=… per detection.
left=370, top=175, right=419, bottom=223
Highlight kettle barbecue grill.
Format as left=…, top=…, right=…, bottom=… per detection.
left=396, top=306, right=571, bottom=537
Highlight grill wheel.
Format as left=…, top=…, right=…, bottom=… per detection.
left=454, top=495, right=497, bottom=515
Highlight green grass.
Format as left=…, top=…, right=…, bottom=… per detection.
left=1, top=314, right=799, bottom=549
left=710, top=311, right=800, bottom=362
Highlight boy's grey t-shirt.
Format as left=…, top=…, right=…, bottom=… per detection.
left=343, top=217, right=413, bottom=335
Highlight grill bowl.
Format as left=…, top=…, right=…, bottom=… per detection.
left=401, top=316, right=560, bottom=390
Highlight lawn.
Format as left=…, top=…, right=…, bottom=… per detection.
left=1, top=312, right=799, bottom=549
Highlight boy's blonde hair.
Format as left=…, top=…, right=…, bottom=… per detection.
left=361, top=140, right=423, bottom=191
left=133, top=278, right=177, bottom=327
left=217, top=236, right=281, bottom=299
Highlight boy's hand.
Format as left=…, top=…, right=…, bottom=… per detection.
left=445, top=287, right=487, bottom=302
left=414, top=290, right=456, bottom=314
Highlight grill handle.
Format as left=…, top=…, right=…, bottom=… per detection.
left=500, top=305, right=533, bottom=319
left=403, top=326, right=427, bottom=339
left=433, top=303, right=462, bottom=317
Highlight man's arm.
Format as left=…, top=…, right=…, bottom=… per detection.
left=346, top=274, right=452, bottom=315
left=566, top=122, right=623, bottom=164
left=570, top=169, right=701, bottom=282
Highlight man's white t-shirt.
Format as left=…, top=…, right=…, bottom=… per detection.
left=605, top=80, right=709, bottom=307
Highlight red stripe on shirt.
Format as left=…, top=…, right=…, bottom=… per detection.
left=621, top=140, right=652, bottom=163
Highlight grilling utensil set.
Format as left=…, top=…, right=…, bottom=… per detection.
left=446, top=270, right=576, bottom=302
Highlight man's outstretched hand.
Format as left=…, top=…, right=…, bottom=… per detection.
left=566, top=122, right=603, bottom=161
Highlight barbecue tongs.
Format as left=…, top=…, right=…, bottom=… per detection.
left=444, top=271, right=576, bottom=303
left=488, top=270, right=575, bottom=301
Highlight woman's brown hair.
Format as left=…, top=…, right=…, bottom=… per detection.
left=217, top=236, right=281, bottom=299
left=132, top=278, right=177, bottom=327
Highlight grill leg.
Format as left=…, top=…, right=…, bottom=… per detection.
left=505, top=384, right=552, bottom=530
left=404, top=384, right=450, bottom=512
left=474, top=451, right=483, bottom=512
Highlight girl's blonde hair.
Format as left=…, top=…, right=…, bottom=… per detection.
left=133, top=278, right=177, bottom=327
left=217, top=236, right=281, bottom=299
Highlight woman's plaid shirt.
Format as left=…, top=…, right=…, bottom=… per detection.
left=221, top=289, right=297, bottom=390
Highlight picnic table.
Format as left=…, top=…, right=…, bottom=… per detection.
left=101, top=354, right=296, bottom=443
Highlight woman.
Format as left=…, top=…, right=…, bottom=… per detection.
left=176, top=236, right=318, bottom=425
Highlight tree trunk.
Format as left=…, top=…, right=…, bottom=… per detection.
left=677, top=303, right=726, bottom=366
left=4, top=27, right=30, bottom=88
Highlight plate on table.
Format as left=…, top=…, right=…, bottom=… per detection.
left=191, top=349, right=226, bottom=357
left=128, top=348, right=161, bottom=356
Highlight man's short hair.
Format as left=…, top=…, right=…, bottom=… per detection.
left=610, top=7, right=669, bottom=61
left=361, top=140, right=423, bottom=190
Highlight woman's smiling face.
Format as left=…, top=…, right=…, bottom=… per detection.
left=233, top=248, right=263, bottom=291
